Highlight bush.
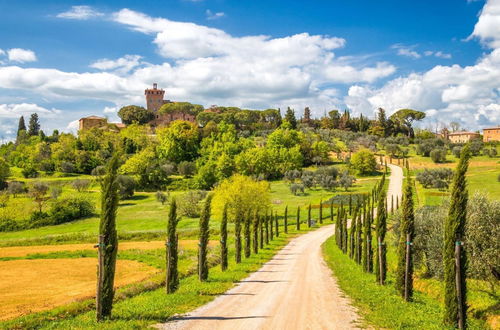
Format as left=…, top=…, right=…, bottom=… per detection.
left=416, top=168, right=453, bottom=190
left=29, top=211, right=52, bottom=228
left=22, top=165, right=39, bottom=178
left=290, top=183, right=305, bottom=195
left=452, top=146, right=462, bottom=158
left=178, top=161, right=196, bottom=177
left=72, top=179, right=91, bottom=192
left=49, top=197, right=95, bottom=225
left=117, top=175, right=135, bottom=199
left=60, top=161, right=76, bottom=174
left=429, top=148, right=446, bottom=163
left=91, top=165, right=106, bottom=176
left=39, top=160, right=55, bottom=173
left=177, top=190, right=207, bottom=217
left=156, top=191, right=169, bottom=205
left=350, top=149, right=377, bottom=175
left=7, top=181, right=25, bottom=197
left=50, top=186, right=62, bottom=199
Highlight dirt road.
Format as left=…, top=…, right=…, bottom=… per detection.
left=386, top=164, right=403, bottom=212
left=158, top=164, right=403, bottom=330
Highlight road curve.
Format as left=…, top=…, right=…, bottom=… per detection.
left=157, top=224, right=362, bottom=330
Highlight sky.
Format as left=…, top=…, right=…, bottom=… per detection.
left=0, top=0, right=499, bottom=140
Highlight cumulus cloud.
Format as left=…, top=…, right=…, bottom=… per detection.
left=469, top=0, right=500, bottom=48
left=90, top=55, right=143, bottom=74
left=206, top=10, right=225, bottom=20
left=0, top=103, right=61, bottom=119
left=56, top=5, right=104, bottom=20
left=7, top=48, right=37, bottom=63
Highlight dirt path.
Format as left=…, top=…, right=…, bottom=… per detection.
left=158, top=164, right=404, bottom=330
left=386, top=164, right=403, bottom=212
left=158, top=225, right=362, bottom=330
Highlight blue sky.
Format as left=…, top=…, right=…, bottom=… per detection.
left=0, top=0, right=499, bottom=140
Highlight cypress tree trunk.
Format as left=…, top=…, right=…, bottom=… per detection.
left=349, top=195, right=352, bottom=216
left=235, top=209, right=242, bottom=263
left=366, top=205, right=373, bottom=273
left=265, top=212, right=269, bottom=244
left=336, top=208, right=343, bottom=249
left=343, top=211, right=348, bottom=253
left=244, top=212, right=251, bottom=258
left=307, top=204, right=311, bottom=228
left=356, top=208, right=363, bottom=264
left=349, top=210, right=356, bottom=259
left=166, top=199, right=179, bottom=294
left=220, top=204, right=228, bottom=271
left=275, top=212, right=279, bottom=237
left=391, top=195, right=394, bottom=214
left=330, top=203, right=334, bottom=222
left=443, top=146, right=470, bottom=328
left=253, top=212, right=259, bottom=254
left=269, top=211, right=274, bottom=240
left=198, top=195, right=212, bottom=281
left=395, top=177, right=415, bottom=300
left=375, top=190, right=387, bottom=285
left=96, top=155, right=119, bottom=321
left=319, top=200, right=323, bottom=224
left=296, top=206, right=300, bottom=230
left=284, top=206, right=288, bottom=234
left=260, top=213, right=264, bottom=249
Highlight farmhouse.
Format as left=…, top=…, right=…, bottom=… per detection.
left=483, top=126, right=500, bottom=142
left=78, top=116, right=126, bottom=131
left=447, top=131, right=481, bottom=143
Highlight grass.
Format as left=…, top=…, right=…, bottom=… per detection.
left=322, top=236, right=487, bottom=329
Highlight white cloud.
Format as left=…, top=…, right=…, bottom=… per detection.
left=90, top=55, right=143, bottom=74
left=0, top=103, right=60, bottom=119
left=469, top=0, right=500, bottom=48
left=103, top=106, right=118, bottom=113
left=0, top=49, right=5, bottom=56
left=392, top=44, right=421, bottom=59
left=56, top=5, right=104, bottom=20
left=424, top=50, right=452, bottom=59
left=66, top=120, right=80, bottom=134
left=7, top=48, right=37, bottom=63
left=206, top=10, right=225, bottom=20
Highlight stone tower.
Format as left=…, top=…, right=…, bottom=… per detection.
left=144, top=83, right=165, bottom=112
left=304, top=107, right=311, bottom=122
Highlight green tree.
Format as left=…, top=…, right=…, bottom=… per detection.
left=395, top=177, right=415, bottom=301
left=443, top=146, right=470, bottom=328
left=96, top=155, right=120, bottom=320
left=118, top=105, right=154, bottom=124
left=375, top=190, right=387, bottom=284
left=389, top=109, right=426, bottom=137
left=319, top=200, right=323, bottom=224
left=28, top=113, right=40, bottom=136
left=253, top=212, right=259, bottom=254
left=17, top=116, right=26, bottom=137
left=284, top=107, right=297, bottom=129
left=235, top=209, right=242, bottom=263
left=307, top=204, right=312, bottom=227
left=269, top=211, right=274, bottom=240
left=166, top=199, right=179, bottom=293
left=244, top=211, right=251, bottom=258
left=0, top=157, right=10, bottom=190
left=157, top=121, right=199, bottom=163
left=351, top=149, right=377, bottom=175
left=220, top=204, right=228, bottom=271
left=275, top=212, right=279, bottom=237
left=198, top=194, right=212, bottom=281
left=296, top=206, right=301, bottom=230
left=284, top=205, right=288, bottom=234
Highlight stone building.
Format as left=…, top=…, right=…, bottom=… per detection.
left=145, top=83, right=196, bottom=127
left=447, top=131, right=481, bottom=143
left=483, top=126, right=500, bottom=142
left=79, top=116, right=107, bottom=131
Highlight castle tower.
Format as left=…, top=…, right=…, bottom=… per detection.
left=145, top=83, right=165, bottom=112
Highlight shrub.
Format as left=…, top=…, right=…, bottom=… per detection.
left=351, top=149, right=377, bottom=175
left=178, top=161, right=196, bottom=177
left=50, top=186, right=62, bottom=199
left=91, top=165, right=106, bottom=176
left=156, top=191, right=169, bottom=205
left=0, top=191, right=9, bottom=207
left=29, top=181, right=50, bottom=212
left=60, top=161, right=76, bottom=174
left=72, top=179, right=91, bottom=192
left=452, top=146, right=462, bottom=158
left=177, top=190, right=207, bottom=217
left=39, top=160, right=55, bottom=173
left=416, top=168, right=453, bottom=190
left=7, top=181, right=25, bottom=197
left=290, top=183, right=305, bottom=195
left=430, top=148, right=447, bottom=163
left=29, top=211, right=52, bottom=228
left=116, top=175, right=135, bottom=199
left=22, top=165, right=39, bottom=178
left=49, top=197, right=95, bottom=225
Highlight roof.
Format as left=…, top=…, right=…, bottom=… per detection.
left=448, top=131, right=480, bottom=136
left=80, top=115, right=105, bottom=120
left=483, top=126, right=500, bottom=130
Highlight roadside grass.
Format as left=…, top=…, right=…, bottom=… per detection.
left=322, top=236, right=487, bottom=329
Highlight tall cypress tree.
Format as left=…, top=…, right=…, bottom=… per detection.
left=96, top=155, right=119, bottom=321
left=244, top=211, right=251, bottom=258
left=307, top=204, right=312, bottom=227
left=198, top=194, right=212, bottom=281
left=443, top=146, right=470, bottom=328
left=356, top=206, right=363, bottom=264
left=166, top=198, right=179, bottom=293
left=296, top=206, right=300, bottom=230
left=17, top=116, right=26, bottom=135
left=28, top=113, right=40, bottom=136
left=235, top=209, right=242, bottom=263
left=260, top=212, right=264, bottom=249
left=284, top=206, right=288, bottom=234
left=349, top=208, right=357, bottom=259
left=343, top=211, right=348, bottom=253
left=275, top=212, right=279, bottom=237
left=253, top=212, right=259, bottom=254
left=269, top=211, right=274, bottom=240
left=330, top=203, right=334, bottom=222
left=220, top=204, right=228, bottom=271
left=375, top=190, right=387, bottom=285
left=319, top=200, right=323, bottom=224
left=349, top=195, right=352, bottom=216
left=395, top=177, right=415, bottom=300
left=265, top=212, right=269, bottom=244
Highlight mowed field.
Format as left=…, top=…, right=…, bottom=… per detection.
left=1, top=258, right=158, bottom=320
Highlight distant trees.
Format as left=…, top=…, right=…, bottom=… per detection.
left=430, top=148, right=447, bottom=163
left=284, top=107, right=297, bottom=129
left=0, top=158, right=10, bottom=189
left=416, top=168, right=453, bottom=190
left=375, top=189, right=387, bottom=285
left=157, top=121, right=200, bottom=163
left=389, top=109, right=425, bottom=138
left=118, top=105, right=154, bottom=125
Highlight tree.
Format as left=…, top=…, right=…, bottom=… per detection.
left=220, top=204, right=228, bottom=271
left=443, top=146, right=470, bottom=328
left=284, top=205, right=288, bottom=234
left=178, top=161, right=196, bottom=177
left=389, top=109, right=426, bottom=137
left=28, top=113, right=40, bottom=136
left=118, top=105, right=154, bottom=124
left=166, top=198, right=179, bottom=293
left=275, top=211, right=279, bottom=237
left=319, top=200, right=323, bottom=224
left=7, top=181, right=24, bottom=197
left=198, top=195, right=212, bottom=281
left=296, top=206, right=300, bottom=230
left=157, top=121, right=200, bottom=163
left=116, top=175, right=135, bottom=199
left=17, top=116, right=26, bottom=138
left=72, top=179, right=91, bottom=192
left=156, top=191, right=169, bottom=205
left=395, top=176, right=415, bottom=301
left=338, top=170, right=356, bottom=191
left=284, top=107, right=297, bottom=129
left=375, top=190, right=387, bottom=285
left=363, top=200, right=373, bottom=273
left=0, top=157, right=10, bottom=190
left=253, top=212, right=259, bottom=254
left=96, top=155, right=119, bottom=321
left=29, top=181, right=49, bottom=212
left=244, top=211, right=252, bottom=258
left=235, top=209, right=242, bottom=263
left=307, top=204, right=312, bottom=227
left=351, top=149, right=377, bottom=175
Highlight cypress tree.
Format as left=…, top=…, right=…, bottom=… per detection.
left=198, top=195, right=212, bottom=281
left=343, top=211, right=348, bottom=253
left=17, top=116, right=26, bottom=136
left=443, top=146, right=470, bottom=328
left=391, top=195, right=394, bottom=214
left=259, top=211, right=264, bottom=249
left=269, top=211, right=274, bottom=240
left=220, top=204, right=228, bottom=271
left=28, top=113, right=40, bottom=136
left=349, top=208, right=357, bottom=258
left=395, top=177, right=415, bottom=300
left=319, top=200, right=323, bottom=224
left=349, top=195, right=352, bottom=216
left=96, top=155, right=119, bottom=321
left=253, top=212, right=259, bottom=254
left=166, top=198, right=179, bottom=293
left=265, top=212, right=269, bottom=244
left=396, top=195, right=399, bottom=210
left=307, top=204, right=312, bottom=227
left=275, top=212, right=279, bottom=237
left=284, top=206, right=288, bottom=234
left=244, top=211, right=251, bottom=258
left=235, top=209, right=242, bottom=263
left=330, top=203, right=334, bottom=222
left=296, top=206, right=300, bottom=230
left=356, top=206, right=363, bottom=264
left=375, top=190, right=387, bottom=285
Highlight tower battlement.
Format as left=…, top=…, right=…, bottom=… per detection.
left=145, top=83, right=166, bottom=112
